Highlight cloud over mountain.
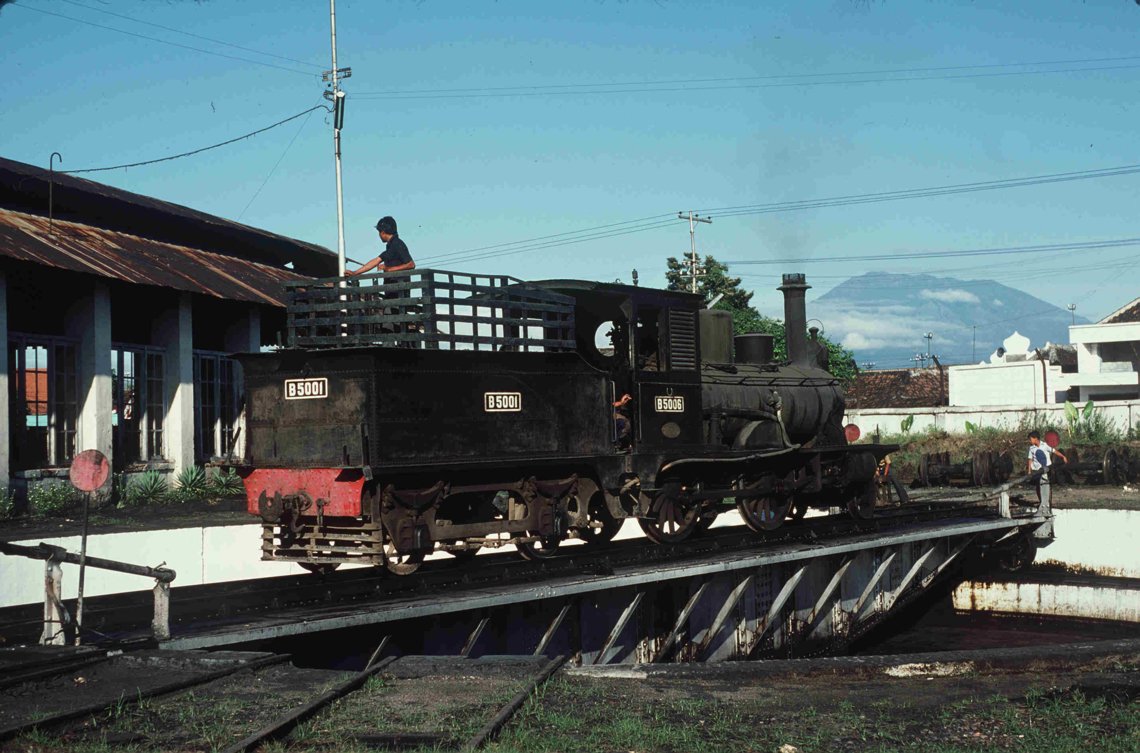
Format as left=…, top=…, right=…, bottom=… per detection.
left=811, top=273, right=1085, bottom=369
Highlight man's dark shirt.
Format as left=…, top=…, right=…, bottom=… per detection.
left=380, top=235, right=413, bottom=267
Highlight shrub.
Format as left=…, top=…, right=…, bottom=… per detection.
left=173, top=465, right=209, bottom=503
left=0, top=488, right=15, bottom=519
left=123, top=470, right=169, bottom=507
left=28, top=483, right=80, bottom=517
left=1063, top=400, right=1123, bottom=445
left=208, top=468, right=245, bottom=499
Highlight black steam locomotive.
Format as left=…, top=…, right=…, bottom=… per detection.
left=238, top=270, right=890, bottom=574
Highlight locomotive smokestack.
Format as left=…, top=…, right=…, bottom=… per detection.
left=778, top=273, right=811, bottom=366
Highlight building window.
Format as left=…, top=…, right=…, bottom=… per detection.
left=112, top=346, right=166, bottom=466
left=8, top=335, right=79, bottom=470
left=194, top=352, right=240, bottom=462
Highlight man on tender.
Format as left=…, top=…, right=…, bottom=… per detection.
left=348, top=216, right=415, bottom=276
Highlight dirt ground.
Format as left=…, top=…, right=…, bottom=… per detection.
left=4, top=644, right=1136, bottom=753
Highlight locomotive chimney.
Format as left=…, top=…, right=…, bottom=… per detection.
left=778, top=273, right=811, bottom=366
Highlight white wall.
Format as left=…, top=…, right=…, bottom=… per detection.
left=0, top=523, right=285, bottom=608
left=846, top=398, right=1140, bottom=436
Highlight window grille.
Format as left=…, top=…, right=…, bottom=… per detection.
left=8, top=335, right=78, bottom=470
left=112, top=346, right=166, bottom=465
left=194, top=352, right=240, bottom=462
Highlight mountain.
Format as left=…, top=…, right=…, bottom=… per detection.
left=811, top=273, right=1089, bottom=369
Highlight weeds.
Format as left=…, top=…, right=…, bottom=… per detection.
left=0, top=487, right=16, bottom=519
left=1064, top=399, right=1124, bottom=444
left=28, top=482, right=80, bottom=516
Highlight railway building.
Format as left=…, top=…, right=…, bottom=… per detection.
left=0, top=157, right=336, bottom=503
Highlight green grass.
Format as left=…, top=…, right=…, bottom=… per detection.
left=489, top=677, right=1139, bottom=753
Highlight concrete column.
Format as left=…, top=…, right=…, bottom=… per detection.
left=154, top=293, right=194, bottom=474
left=223, top=307, right=260, bottom=460
left=0, top=269, right=8, bottom=490
left=223, top=306, right=261, bottom=353
left=66, top=280, right=113, bottom=474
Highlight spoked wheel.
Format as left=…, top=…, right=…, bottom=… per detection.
left=579, top=493, right=623, bottom=547
left=638, top=483, right=700, bottom=544
left=693, top=506, right=719, bottom=537
left=299, top=562, right=341, bottom=575
left=847, top=481, right=878, bottom=521
left=515, top=534, right=561, bottom=560
left=384, top=541, right=426, bottom=576
left=737, top=495, right=792, bottom=532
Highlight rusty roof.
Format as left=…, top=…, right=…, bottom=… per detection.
left=847, top=367, right=949, bottom=410
left=1100, top=296, right=1140, bottom=324
left=0, top=157, right=337, bottom=277
left=0, top=208, right=306, bottom=307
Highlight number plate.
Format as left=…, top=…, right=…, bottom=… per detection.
left=284, top=378, right=328, bottom=400
left=484, top=391, right=522, bottom=412
left=654, top=395, right=685, bottom=413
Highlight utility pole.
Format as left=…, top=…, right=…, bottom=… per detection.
left=324, top=0, right=351, bottom=277
left=1067, top=303, right=1076, bottom=325
left=924, top=331, right=934, bottom=358
left=972, top=325, right=976, bottom=362
left=677, top=211, right=712, bottom=293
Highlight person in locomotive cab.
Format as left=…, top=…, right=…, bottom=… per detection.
left=349, top=216, right=415, bottom=276
left=1026, top=430, right=1067, bottom=510
left=613, top=393, right=634, bottom=450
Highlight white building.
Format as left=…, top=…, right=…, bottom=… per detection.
left=949, top=297, right=1140, bottom=406
left=1069, top=297, right=1140, bottom=402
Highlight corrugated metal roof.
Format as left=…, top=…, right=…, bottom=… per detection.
left=0, top=208, right=307, bottom=307
left=0, top=157, right=338, bottom=277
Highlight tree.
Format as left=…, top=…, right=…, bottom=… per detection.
left=664, top=254, right=857, bottom=383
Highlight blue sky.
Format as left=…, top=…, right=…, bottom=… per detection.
left=3, top=0, right=1140, bottom=365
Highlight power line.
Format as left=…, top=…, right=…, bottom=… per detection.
left=351, top=61, right=1140, bottom=100
left=12, top=3, right=319, bottom=78
left=351, top=54, right=1140, bottom=97
left=237, top=104, right=322, bottom=220
left=707, top=164, right=1140, bottom=221
left=64, top=106, right=329, bottom=174
left=725, top=237, right=1140, bottom=266
left=55, top=0, right=325, bottom=70
left=427, top=161, right=1140, bottom=268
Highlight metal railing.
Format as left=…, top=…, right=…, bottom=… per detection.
left=285, top=268, right=576, bottom=351
left=0, top=541, right=176, bottom=644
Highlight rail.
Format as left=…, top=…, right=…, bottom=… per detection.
left=0, top=541, right=176, bottom=645
left=285, top=268, right=577, bottom=351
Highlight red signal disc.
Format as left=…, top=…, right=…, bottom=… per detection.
left=844, top=423, right=861, bottom=443
left=1043, top=430, right=1060, bottom=448
left=69, top=449, right=110, bottom=493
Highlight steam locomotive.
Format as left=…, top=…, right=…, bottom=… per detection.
left=238, top=270, right=891, bottom=574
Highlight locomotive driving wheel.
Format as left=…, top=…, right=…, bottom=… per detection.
left=737, top=495, right=791, bottom=532
left=638, top=481, right=700, bottom=544
left=847, top=481, right=877, bottom=520
left=578, top=491, right=622, bottom=546
left=384, top=541, right=425, bottom=575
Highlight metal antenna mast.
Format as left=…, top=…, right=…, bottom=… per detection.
left=324, top=0, right=351, bottom=276
left=677, top=211, right=712, bottom=293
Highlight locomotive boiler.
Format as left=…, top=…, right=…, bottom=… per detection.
left=237, top=270, right=890, bottom=574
